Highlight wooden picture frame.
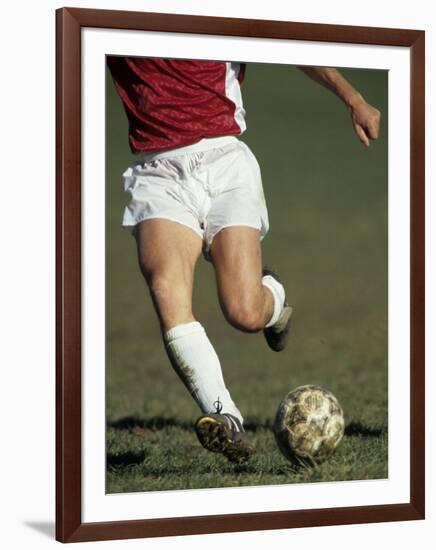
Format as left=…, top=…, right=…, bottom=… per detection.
left=56, top=6, right=425, bottom=543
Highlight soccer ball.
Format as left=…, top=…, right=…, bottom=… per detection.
left=273, top=385, right=345, bottom=466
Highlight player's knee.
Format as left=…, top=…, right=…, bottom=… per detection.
left=148, top=275, right=184, bottom=311
left=223, top=295, right=264, bottom=333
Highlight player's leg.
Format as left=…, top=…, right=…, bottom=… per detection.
left=135, top=218, right=245, bottom=428
left=135, top=218, right=200, bottom=331
left=209, top=226, right=274, bottom=331
left=209, top=226, right=290, bottom=337
left=203, top=139, right=292, bottom=350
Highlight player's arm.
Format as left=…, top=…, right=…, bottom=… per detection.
left=298, top=66, right=381, bottom=147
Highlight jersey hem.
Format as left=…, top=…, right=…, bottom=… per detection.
left=134, top=136, right=240, bottom=162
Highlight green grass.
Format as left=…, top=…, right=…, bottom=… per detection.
left=106, top=62, right=388, bottom=493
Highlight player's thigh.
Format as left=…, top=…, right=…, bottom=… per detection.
left=135, top=218, right=203, bottom=317
left=209, top=226, right=264, bottom=315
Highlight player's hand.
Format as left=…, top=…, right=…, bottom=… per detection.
left=349, top=96, right=381, bottom=147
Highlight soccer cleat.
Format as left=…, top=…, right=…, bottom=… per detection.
left=194, top=401, right=255, bottom=464
left=263, top=267, right=293, bottom=352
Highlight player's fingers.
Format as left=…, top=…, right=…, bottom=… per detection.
left=353, top=122, right=370, bottom=147
left=367, top=117, right=380, bottom=140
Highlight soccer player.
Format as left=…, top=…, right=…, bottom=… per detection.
left=107, top=57, right=380, bottom=464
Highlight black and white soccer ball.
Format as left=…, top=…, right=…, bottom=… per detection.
left=273, top=385, right=345, bottom=466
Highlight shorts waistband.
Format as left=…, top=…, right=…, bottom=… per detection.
left=137, top=136, right=239, bottom=162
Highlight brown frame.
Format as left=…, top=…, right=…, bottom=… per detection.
left=56, top=6, right=425, bottom=543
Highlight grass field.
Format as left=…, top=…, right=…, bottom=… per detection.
left=106, top=62, right=388, bottom=493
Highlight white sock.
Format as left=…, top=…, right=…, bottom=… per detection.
left=164, top=321, right=244, bottom=425
left=262, top=275, right=285, bottom=328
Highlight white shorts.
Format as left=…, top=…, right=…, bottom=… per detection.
left=122, top=135, right=270, bottom=260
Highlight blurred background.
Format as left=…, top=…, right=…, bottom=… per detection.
left=106, top=62, right=388, bottom=492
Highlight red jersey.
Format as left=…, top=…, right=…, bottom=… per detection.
left=107, top=57, right=247, bottom=153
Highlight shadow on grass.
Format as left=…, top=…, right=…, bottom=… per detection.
left=108, top=415, right=275, bottom=432
left=107, top=449, right=148, bottom=468
left=345, top=421, right=386, bottom=437
left=108, top=416, right=386, bottom=438
left=108, top=416, right=193, bottom=431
